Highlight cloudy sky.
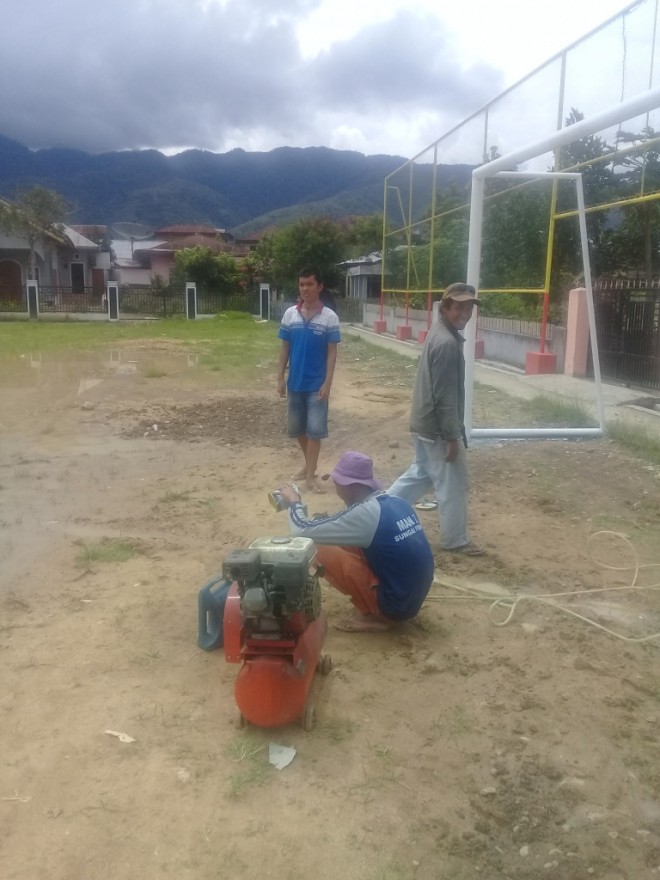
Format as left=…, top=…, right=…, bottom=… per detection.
left=0, top=0, right=638, bottom=159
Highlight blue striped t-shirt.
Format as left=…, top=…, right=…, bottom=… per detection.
left=279, top=305, right=341, bottom=393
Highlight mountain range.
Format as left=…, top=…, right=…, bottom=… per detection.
left=0, top=134, right=473, bottom=235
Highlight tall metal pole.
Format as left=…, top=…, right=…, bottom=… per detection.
left=464, top=175, right=485, bottom=439
left=575, top=176, right=606, bottom=431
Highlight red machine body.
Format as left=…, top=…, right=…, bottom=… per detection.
left=222, top=537, right=329, bottom=729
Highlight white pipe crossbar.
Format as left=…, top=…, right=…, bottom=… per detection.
left=473, top=87, right=660, bottom=180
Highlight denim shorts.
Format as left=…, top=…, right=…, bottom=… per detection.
left=287, top=391, right=329, bottom=439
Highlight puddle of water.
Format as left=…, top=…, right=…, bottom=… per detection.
left=0, top=348, right=207, bottom=432
left=0, top=348, right=203, bottom=390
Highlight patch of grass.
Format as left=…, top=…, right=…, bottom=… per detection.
left=158, top=490, right=192, bottom=504
left=607, top=419, right=660, bottom=466
left=196, top=497, right=218, bottom=517
left=372, top=744, right=393, bottom=760
left=74, top=537, right=140, bottom=568
left=589, top=513, right=647, bottom=538
left=0, top=316, right=279, bottom=362
left=199, top=335, right=277, bottom=382
left=144, top=366, right=167, bottom=378
left=320, top=715, right=356, bottom=743
left=520, top=394, right=597, bottom=428
left=346, top=765, right=407, bottom=801
left=229, top=735, right=265, bottom=762
left=216, top=311, right=255, bottom=322
left=341, top=336, right=417, bottom=384
left=2, top=593, right=31, bottom=612
left=227, top=734, right=270, bottom=799
left=432, top=705, right=475, bottom=741
left=373, top=863, right=413, bottom=880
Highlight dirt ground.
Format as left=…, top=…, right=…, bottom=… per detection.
left=2, top=333, right=660, bottom=880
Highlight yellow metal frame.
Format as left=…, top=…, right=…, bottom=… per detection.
left=382, top=142, right=660, bottom=298
left=380, top=0, right=660, bottom=299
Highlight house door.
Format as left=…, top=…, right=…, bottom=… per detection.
left=71, top=262, right=85, bottom=293
left=0, top=260, right=22, bottom=303
left=91, top=267, right=105, bottom=299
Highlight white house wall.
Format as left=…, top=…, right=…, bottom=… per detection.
left=114, top=266, right=153, bottom=285
left=0, top=238, right=51, bottom=284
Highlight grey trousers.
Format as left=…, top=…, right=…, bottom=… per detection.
left=388, top=435, right=470, bottom=550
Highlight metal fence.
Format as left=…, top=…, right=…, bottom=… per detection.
left=1, top=284, right=367, bottom=323
left=269, top=297, right=366, bottom=324
left=0, top=285, right=262, bottom=318
left=38, top=287, right=105, bottom=313
left=118, top=286, right=261, bottom=316
left=589, top=282, right=660, bottom=390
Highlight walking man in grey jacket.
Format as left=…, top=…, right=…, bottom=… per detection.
left=388, top=282, right=484, bottom=555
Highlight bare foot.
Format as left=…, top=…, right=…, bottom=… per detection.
left=293, top=468, right=309, bottom=481
left=334, top=613, right=391, bottom=633
left=305, top=478, right=326, bottom=495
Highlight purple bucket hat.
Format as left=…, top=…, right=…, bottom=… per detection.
left=323, top=451, right=383, bottom=491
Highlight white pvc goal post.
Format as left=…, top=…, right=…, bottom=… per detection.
left=464, top=86, right=660, bottom=441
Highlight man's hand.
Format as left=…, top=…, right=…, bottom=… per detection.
left=278, top=483, right=302, bottom=506
left=444, top=439, right=459, bottom=463
left=277, top=377, right=287, bottom=398
left=317, top=380, right=331, bottom=401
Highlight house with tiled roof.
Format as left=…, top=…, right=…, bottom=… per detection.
left=0, top=199, right=104, bottom=306
left=110, top=225, right=260, bottom=284
left=154, top=224, right=222, bottom=238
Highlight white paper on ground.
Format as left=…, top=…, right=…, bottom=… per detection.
left=104, top=729, right=136, bottom=743
left=268, top=742, right=296, bottom=770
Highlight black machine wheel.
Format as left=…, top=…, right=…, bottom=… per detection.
left=318, top=654, right=332, bottom=676
left=302, top=705, right=316, bottom=732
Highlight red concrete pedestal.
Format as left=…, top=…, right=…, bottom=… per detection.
left=474, top=338, right=485, bottom=359
left=374, top=320, right=387, bottom=334
left=418, top=330, right=428, bottom=344
left=396, top=325, right=412, bottom=341
left=525, top=351, right=557, bottom=374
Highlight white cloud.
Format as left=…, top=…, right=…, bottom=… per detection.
left=0, top=0, right=649, bottom=158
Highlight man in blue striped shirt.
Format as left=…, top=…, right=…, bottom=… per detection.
left=277, top=267, right=341, bottom=494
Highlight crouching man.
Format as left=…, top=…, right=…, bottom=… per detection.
left=276, top=451, right=435, bottom=632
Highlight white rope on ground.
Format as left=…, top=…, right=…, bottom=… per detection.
left=425, top=531, right=660, bottom=644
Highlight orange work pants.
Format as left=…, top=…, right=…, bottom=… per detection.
left=314, top=545, right=381, bottom=617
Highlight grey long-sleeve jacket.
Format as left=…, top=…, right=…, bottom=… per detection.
left=409, top=318, right=466, bottom=443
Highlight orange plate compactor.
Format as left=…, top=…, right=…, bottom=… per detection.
left=222, top=537, right=330, bottom=731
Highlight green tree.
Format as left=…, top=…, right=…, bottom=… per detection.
left=482, top=184, right=550, bottom=290
left=343, top=214, right=385, bottom=258
left=270, top=217, right=346, bottom=291
left=0, top=185, right=68, bottom=280
left=245, top=232, right=276, bottom=283
left=612, top=125, right=660, bottom=276
left=552, top=108, right=618, bottom=284
left=429, top=194, right=471, bottom=291
left=171, top=247, right=239, bottom=295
